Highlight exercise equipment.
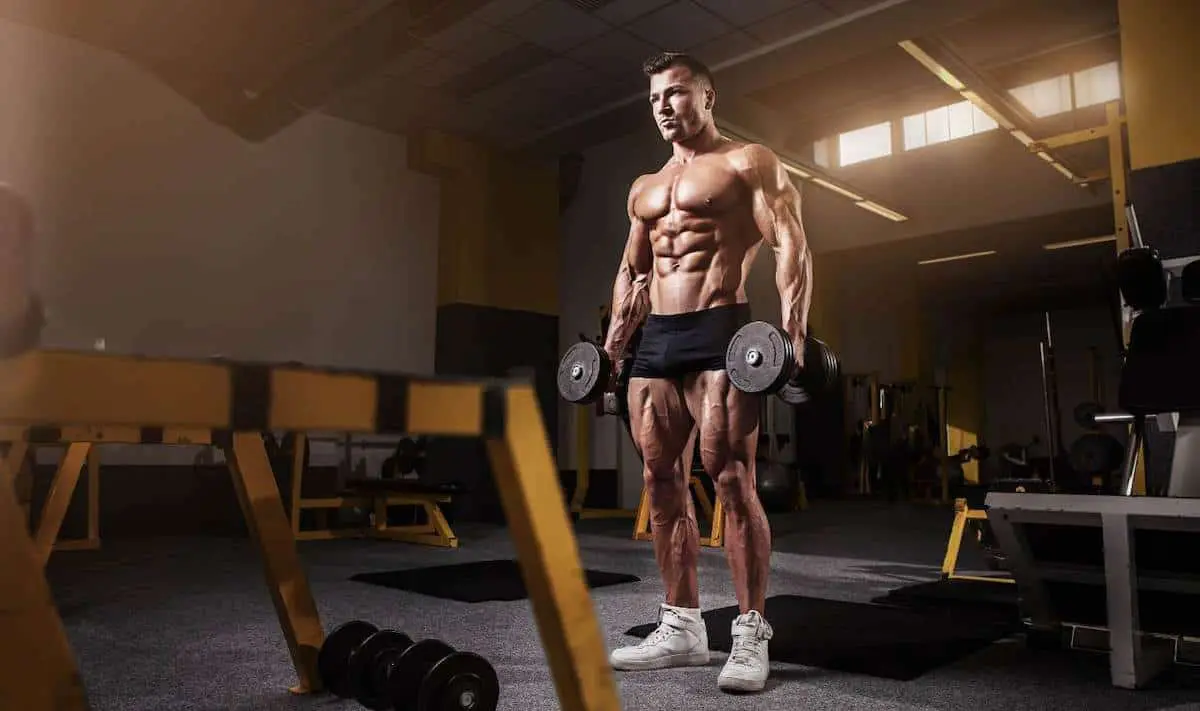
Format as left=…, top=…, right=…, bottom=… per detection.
left=557, top=340, right=611, bottom=405
left=1068, top=432, right=1124, bottom=478
left=1116, top=244, right=1168, bottom=311
left=725, top=321, right=840, bottom=404
left=756, top=460, right=798, bottom=512
left=318, top=620, right=499, bottom=711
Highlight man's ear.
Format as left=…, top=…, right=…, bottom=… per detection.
left=705, top=88, right=716, bottom=110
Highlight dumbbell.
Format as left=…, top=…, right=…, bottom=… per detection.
left=556, top=340, right=631, bottom=419
left=318, top=621, right=499, bottom=711
left=725, top=321, right=840, bottom=404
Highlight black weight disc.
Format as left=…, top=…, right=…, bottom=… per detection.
left=1069, top=432, right=1124, bottom=476
left=416, top=651, right=500, bottom=711
left=1073, top=401, right=1105, bottom=430
left=347, top=630, right=415, bottom=710
left=557, top=341, right=610, bottom=404
left=386, top=638, right=457, bottom=710
left=726, top=321, right=793, bottom=396
left=318, top=621, right=379, bottom=699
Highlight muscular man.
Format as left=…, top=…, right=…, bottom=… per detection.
left=602, top=53, right=812, bottom=693
left=0, top=184, right=42, bottom=357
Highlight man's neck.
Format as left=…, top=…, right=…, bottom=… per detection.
left=671, top=123, right=724, bottom=163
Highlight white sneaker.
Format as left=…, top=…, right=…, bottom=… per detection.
left=610, top=603, right=710, bottom=671
left=718, top=610, right=773, bottom=692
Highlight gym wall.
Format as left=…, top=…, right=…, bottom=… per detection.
left=0, top=20, right=440, bottom=531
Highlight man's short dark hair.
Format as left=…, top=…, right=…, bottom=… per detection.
left=642, top=52, right=714, bottom=90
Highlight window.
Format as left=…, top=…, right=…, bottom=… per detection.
left=903, top=100, right=998, bottom=150
left=1073, top=61, right=1121, bottom=108
left=837, top=121, right=892, bottom=166
left=1009, top=74, right=1073, bottom=117
left=812, top=137, right=833, bottom=168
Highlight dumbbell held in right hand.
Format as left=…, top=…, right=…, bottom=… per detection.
left=726, top=321, right=840, bottom=405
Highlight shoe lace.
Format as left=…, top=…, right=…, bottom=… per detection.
left=728, top=632, right=764, bottom=666
left=639, top=621, right=679, bottom=647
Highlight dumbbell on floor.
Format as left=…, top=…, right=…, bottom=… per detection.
left=725, top=321, right=840, bottom=404
left=318, top=620, right=499, bottom=711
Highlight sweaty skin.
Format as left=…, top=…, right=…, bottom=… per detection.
left=602, top=66, right=812, bottom=615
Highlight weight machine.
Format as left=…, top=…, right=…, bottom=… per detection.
left=984, top=205, right=1200, bottom=689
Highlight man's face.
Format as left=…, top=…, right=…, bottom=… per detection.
left=648, top=66, right=713, bottom=143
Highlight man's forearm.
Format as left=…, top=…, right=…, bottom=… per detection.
left=603, top=267, right=650, bottom=360
left=777, top=245, right=813, bottom=349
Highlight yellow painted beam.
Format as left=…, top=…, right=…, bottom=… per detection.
left=0, top=350, right=489, bottom=435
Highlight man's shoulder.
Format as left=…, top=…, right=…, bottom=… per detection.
left=727, top=142, right=780, bottom=172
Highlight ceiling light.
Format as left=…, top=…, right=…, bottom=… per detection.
left=856, top=200, right=908, bottom=222
left=918, top=250, right=997, bottom=265
left=810, top=177, right=863, bottom=201
left=1043, top=235, right=1116, bottom=250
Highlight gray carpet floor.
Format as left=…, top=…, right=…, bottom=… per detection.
left=45, top=500, right=1200, bottom=711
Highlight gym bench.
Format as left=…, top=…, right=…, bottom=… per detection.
left=940, top=497, right=1013, bottom=584
left=286, top=432, right=460, bottom=548
left=0, top=350, right=619, bottom=711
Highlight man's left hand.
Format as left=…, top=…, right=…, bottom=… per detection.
left=790, top=337, right=806, bottom=381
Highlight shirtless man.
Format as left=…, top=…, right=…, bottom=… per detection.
left=0, top=184, right=41, bottom=357
left=602, top=53, right=812, bottom=693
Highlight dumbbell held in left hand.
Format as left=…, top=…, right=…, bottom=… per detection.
left=726, top=321, right=840, bottom=405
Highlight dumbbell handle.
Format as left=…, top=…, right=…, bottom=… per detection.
left=1093, top=411, right=1135, bottom=425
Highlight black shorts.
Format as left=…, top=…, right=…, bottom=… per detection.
left=628, top=304, right=752, bottom=380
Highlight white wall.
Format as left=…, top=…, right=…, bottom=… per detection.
left=0, top=19, right=440, bottom=466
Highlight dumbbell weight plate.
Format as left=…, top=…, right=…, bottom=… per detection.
left=385, top=638, right=458, bottom=710
left=726, top=321, right=794, bottom=396
left=417, top=651, right=500, bottom=711
left=557, top=341, right=611, bottom=404
left=318, top=620, right=379, bottom=699
left=348, top=630, right=415, bottom=711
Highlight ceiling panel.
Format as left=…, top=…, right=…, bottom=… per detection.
left=468, top=0, right=544, bottom=25
left=691, top=30, right=761, bottom=68
left=743, top=1, right=836, bottom=45
left=693, top=0, right=803, bottom=27
left=420, top=17, right=498, bottom=53
left=939, top=0, right=1119, bottom=68
left=410, top=56, right=472, bottom=87
left=378, top=47, right=442, bottom=78
left=439, top=25, right=527, bottom=67
left=625, top=1, right=733, bottom=50
left=501, top=0, right=611, bottom=52
left=567, top=29, right=661, bottom=74
left=819, top=0, right=889, bottom=14
left=443, top=43, right=554, bottom=97
left=593, top=0, right=676, bottom=26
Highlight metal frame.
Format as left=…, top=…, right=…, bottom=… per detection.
left=286, top=432, right=460, bottom=547
left=0, top=349, right=620, bottom=711
left=940, top=498, right=1014, bottom=584
left=985, top=492, right=1200, bottom=688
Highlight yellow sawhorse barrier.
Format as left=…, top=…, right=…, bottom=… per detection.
left=0, top=350, right=620, bottom=711
left=941, top=498, right=1014, bottom=585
